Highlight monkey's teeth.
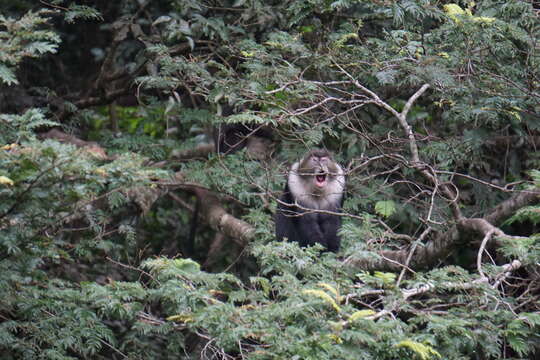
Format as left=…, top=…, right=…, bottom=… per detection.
left=315, top=174, right=327, bottom=187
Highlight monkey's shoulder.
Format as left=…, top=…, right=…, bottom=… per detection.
left=279, top=183, right=343, bottom=211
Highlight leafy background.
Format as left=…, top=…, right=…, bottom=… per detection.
left=0, top=0, right=539, bottom=359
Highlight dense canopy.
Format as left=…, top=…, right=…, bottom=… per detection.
left=1, top=1, right=539, bottom=359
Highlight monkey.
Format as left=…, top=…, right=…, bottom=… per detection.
left=214, top=123, right=274, bottom=158
left=213, top=104, right=275, bottom=159
left=275, top=149, right=345, bottom=252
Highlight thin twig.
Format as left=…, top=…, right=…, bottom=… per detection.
left=397, top=227, right=432, bottom=286
left=106, top=257, right=157, bottom=283
left=476, top=230, right=495, bottom=279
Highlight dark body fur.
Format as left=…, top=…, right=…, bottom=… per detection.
left=214, top=105, right=273, bottom=156
left=276, top=183, right=343, bottom=252
left=214, top=123, right=273, bottom=155
left=275, top=149, right=345, bottom=252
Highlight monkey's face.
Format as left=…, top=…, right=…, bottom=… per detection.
left=298, top=151, right=338, bottom=195
left=288, top=149, right=345, bottom=207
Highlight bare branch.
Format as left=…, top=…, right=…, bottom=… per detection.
left=397, top=226, right=432, bottom=286
left=334, top=62, right=401, bottom=118
left=170, top=144, right=215, bottom=161
left=402, top=259, right=523, bottom=300
left=485, top=190, right=540, bottom=225
left=401, top=84, right=430, bottom=120
left=347, top=191, right=538, bottom=272
left=193, top=188, right=255, bottom=246
left=264, top=80, right=300, bottom=94
left=492, top=260, right=523, bottom=289
left=396, top=84, right=430, bottom=163
left=345, top=223, right=461, bottom=272
left=477, top=230, right=495, bottom=279
left=41, top=129, right=110, bottom=159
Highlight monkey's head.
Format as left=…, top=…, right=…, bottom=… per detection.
left=296, top=149, right=342, bottom=196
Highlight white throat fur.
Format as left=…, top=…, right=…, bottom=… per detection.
left=287, top=161, right=345, bottom=210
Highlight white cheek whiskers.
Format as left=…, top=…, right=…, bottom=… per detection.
left=288, top=162, right=345, bottom=210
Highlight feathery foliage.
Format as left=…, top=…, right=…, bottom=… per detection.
left=1, top=0, right=539, bottom=359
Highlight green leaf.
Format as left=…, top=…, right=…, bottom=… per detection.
left=172, top=258, right=201, bottom=273
left=374, top=271, right=396, bottom=284
left=0, top=64, right=18, bottom=85
left=375, top=200, right=396, bottom=218
left=395, top=340, right=441, bottom=360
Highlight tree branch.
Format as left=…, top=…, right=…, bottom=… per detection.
left=397, top=84, right=430, bottom=164
left=347, top=190, right=538, bottom=272
left=170, top=187, right=255, bottom=247
left=170, top=144, right=215, bottom=161
left=485, top=190, right=540, bottom=225
left=402, top=259, right=522, bottom=300
left=195, top=188, right=254, bottom=246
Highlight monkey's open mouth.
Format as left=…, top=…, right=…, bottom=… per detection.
left=315, top=173, right=327, bottom=187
